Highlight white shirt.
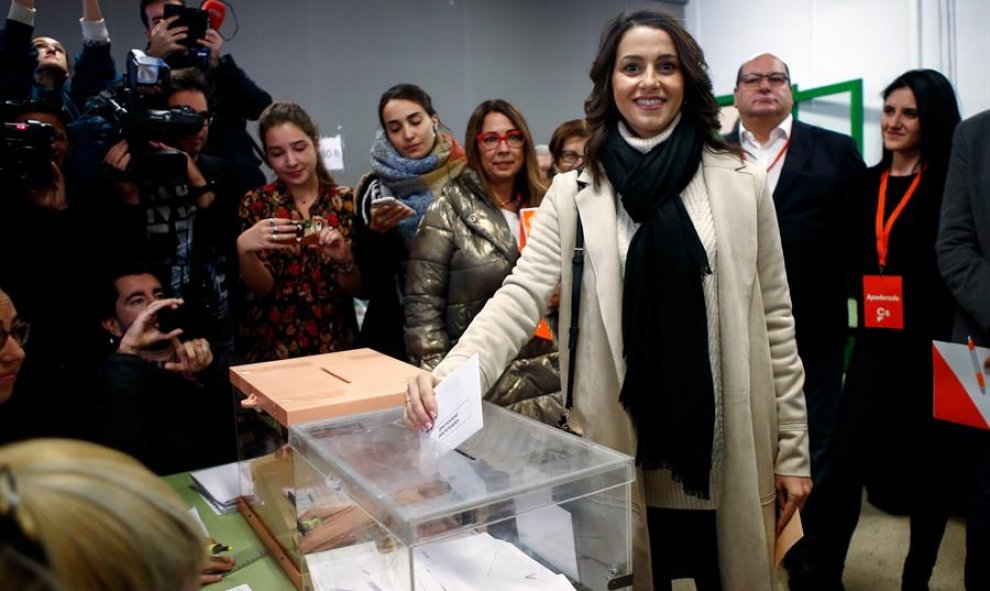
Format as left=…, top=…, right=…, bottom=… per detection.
left=499, top=209, right=521, bottom=245
left=739, top=114, right=793, bottom=193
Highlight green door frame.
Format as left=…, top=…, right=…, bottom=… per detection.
left=716, top=78, right=864, bottom=153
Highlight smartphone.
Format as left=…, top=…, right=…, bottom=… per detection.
left=155, top=304, right=189, bottom=335
left=164, top=4, right=209, bottom=48
left=295, top=216, right=327, bottom=245
left=371, top=196, right=416, bottom=216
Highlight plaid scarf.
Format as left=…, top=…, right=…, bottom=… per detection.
left=369, top=130, right=467, bottom=247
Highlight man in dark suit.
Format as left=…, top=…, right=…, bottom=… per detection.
left=936, top=108, right=990, bottom=590
left=725, top=53, right=864, bottom=591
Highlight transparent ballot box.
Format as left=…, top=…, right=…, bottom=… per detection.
left=289, top=402, right=635, bottom=591
left=229, top=349, right=425, bottom=589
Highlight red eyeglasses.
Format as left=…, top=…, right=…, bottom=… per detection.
left=475, top=130, right=526, bottom=151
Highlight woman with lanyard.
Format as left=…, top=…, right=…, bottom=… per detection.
left=812, top=69, right=962, bottom=590
left=353, top=84, right=467, bottom=360
left=404, top=9, right=811, bottom=589
left=404, top=98, right=563, bottom=425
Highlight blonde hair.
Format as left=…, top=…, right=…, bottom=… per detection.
left=0, top=439, right=202, bottom=591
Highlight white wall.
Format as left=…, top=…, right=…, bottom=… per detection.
left=686, top=0, right=990, bottom=166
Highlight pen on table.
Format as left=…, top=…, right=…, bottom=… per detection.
left=206, top=539, right=232, bottom=555
left=968, top=336, right=986, bottom=395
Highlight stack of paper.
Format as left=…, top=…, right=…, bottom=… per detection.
left=415, top=532, right=576, bottom=591
left=305, top=532, right=577, bottom=591
left=190, top=461, right=244, bottom=515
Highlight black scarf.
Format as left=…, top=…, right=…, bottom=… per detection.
left=603, top=121, right=715, bottom=498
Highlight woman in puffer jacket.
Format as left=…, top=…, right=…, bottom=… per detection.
left=404, top=99, right=563, bottom=425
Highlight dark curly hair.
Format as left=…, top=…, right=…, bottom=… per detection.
left=584, top=9, right=732, bottom=186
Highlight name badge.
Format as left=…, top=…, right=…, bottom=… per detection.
left=863, top=275, right=904, bottom=330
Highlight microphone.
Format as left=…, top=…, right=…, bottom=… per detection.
left=201, top=0, right=226, bottom=30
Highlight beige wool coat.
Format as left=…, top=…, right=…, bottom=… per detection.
left=433, top=149, right=811, bottom=590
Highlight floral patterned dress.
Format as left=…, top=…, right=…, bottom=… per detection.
left=238, top=181, right=358, bottom=362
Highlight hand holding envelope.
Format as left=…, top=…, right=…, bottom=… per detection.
left=404, top=355, right=485, bottom=451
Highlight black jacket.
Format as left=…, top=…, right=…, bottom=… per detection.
left=725, top=120, right=864, bottom=350
left=91, top=354, right=233, bottom=475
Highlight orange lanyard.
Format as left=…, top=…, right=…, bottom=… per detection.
left=742, top=137, right=791, bottom=172
left=875, top=168, right=923, bottom=269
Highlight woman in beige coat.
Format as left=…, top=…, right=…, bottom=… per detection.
left=404, top=99, right=563, bottom=425
left=405, top=9, right=811, bottom=591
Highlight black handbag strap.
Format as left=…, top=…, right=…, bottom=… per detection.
left=565, top=212, right=584, bottom=412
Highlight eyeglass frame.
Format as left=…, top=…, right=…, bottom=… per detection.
left=0, top=320, right=30, bottom=350
left=558, top=150, right=584, bottom=165
left=475, top=130, right=526, bottom=151
left=738, top=72, right=791, bottom=88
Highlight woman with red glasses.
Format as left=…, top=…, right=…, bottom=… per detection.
left=404, top=99, right=563, bottom=425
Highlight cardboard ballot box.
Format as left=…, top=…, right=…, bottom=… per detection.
left=230, top=349, right=425, bottom=589
left=288, top=402, right=635, bottom=591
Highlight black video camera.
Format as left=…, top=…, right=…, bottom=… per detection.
left=82, top=50, right=205, bottom=187
left=0, top=120, right=55, bottom=191
left=115, top=105, right=205, bottom=184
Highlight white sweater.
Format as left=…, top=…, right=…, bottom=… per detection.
left=615, top=119, right=725, bottom=510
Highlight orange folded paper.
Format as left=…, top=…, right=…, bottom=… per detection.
left=519, top=207, right=553, bottom=341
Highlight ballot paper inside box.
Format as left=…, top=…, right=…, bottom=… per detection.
left=288, top=402, right=636, bottom=591
left=229, top=349, right=426, bottom=590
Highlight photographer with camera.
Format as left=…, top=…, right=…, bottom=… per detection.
left=4, top=98, right=68, bottom=210
left=92, top=263, right=235, bottom=475
left=101, top=65, right=238, bottom=365
left=0, top=0, right=118, bottom=118
left=0, top=97, right=106, bottom=445
left=141, top=0, right=271, bottom=190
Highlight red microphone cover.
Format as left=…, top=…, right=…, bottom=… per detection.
left=201, top=0, right=225, bottom=30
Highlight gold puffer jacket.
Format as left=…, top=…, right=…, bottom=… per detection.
left=404, top=169, right=563, bottom=425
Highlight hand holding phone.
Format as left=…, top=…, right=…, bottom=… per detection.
left=164, top=5, right=209, bottom=49
left=370, top=197, right=417, bottom=233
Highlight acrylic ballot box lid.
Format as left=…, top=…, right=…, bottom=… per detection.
left=289, top=402, right=635, bottom=546
left=229, top=348, right=424, bottom=427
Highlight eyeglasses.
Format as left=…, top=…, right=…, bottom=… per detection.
left=196, top=111, right=214, bottom=126
left=739, top=72, right=790, bottom=88
left=476, top=130, right=526, bottom=151
left=558, top=150, right=584, bottom=165
left=0, top=320, right=29, bottom=350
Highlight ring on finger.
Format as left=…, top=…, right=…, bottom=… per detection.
left=272, top=226, right=279, bottom=237
left=268, top=218, right=276, bottom=227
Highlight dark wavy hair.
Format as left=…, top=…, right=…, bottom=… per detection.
left=584, top=9, right=731, bottom=187
left=879, top=69, right=960, bottom=177
left=464, top=99, right=545, bottom=208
